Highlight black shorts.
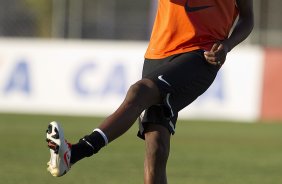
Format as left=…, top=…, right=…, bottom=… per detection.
left=137, top=50, right=220, bottom=139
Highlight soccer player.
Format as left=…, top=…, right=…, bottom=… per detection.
left=46, top=0, right=254, bottom=183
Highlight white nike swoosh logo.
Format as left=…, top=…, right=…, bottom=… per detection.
left=169, top=120, right=175, bottom=132
left=158, top=75, right=171, bottom=86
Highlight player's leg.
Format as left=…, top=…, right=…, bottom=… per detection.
left=138, top=50, right=221, bottom=182
left=46, top=77, right=163, bottom=176
left=144, top=124, right=171, bottom=184
left=69, top=78, right=162, bottom=161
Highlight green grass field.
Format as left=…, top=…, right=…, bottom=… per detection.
left=0, top=113, right=282, bottom=184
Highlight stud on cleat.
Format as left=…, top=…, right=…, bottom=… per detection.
left=51, top=127, right=59, bottom=139
left=47, top=124, right=52, bottom=134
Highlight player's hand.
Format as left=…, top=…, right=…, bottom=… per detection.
left=204, top=42, right=229, bottom=67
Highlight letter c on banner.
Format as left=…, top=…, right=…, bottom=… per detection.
left=74, top=62, right=96, bottom=96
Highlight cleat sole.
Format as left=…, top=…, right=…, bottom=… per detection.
left=46, top=121, right=71, bottom=177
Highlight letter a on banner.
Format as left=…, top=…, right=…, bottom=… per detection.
left=4, top=60, right=31, bottom=95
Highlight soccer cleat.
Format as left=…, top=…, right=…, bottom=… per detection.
left=46, top=121, right=71, bottom=177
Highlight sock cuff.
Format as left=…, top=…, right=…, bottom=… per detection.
left=93, top=128, right=109, bottom=145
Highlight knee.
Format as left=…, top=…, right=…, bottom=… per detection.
left=145, top=133, right=170, bottom=166
left=151, top=140, right=169, bottom=164
left=128, top=79, right=157, bottom=97
left=125, top=79, right=160, bottom=109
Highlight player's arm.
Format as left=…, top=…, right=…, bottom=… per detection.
left=204, top=0, right=254, bottom=66
left=223, top=0, right=254, bottom=52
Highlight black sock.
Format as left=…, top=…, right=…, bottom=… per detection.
left=70, top=130, right=107, bottom=164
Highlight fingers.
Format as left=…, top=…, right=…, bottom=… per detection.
left=210, top=42, right=220, bottom=52
left=204, top=42, right=227, bottom=66
left=204, top=50, right=217, bottom=65
left=217, top=44, right=224, bottom=52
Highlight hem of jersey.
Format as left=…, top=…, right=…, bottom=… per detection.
left=144, top=45, right=212, bottom=59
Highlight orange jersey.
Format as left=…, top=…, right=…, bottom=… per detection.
left=145, top=0, right=238, bottom=59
